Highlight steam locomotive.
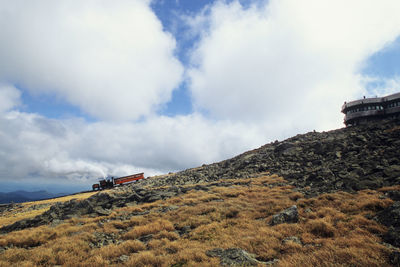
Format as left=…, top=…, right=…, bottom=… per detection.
left=92, top=172, right=145, bottom=191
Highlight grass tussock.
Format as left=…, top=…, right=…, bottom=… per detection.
left=0, top=174, right=396, bottom=266
left=123, top=219, right=174, bottom=240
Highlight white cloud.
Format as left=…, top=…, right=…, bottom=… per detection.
left=0, top=108, right=265, bottom=184
left=0, top=84, right=20, bottom=113
left=0, top=0, right=183, bottom=121
left=188, top=0, right=400, bottom=131
left=1, top=0, right=400, bottom=188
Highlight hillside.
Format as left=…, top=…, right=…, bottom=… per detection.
left=139, top=119, right=400, bottom=196
left=0, top=119, right=400, bottom=266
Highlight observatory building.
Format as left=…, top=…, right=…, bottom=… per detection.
left=342, top=92, right=400, bottom=126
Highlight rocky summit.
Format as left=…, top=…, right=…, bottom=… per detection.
left=141, top=118, right=400, bottom=196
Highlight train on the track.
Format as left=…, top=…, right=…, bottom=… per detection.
left=92, top=172, right=145, bottom=191
left=342, top=92, right=400, bottom=126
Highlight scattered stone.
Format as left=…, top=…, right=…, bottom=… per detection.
left=175, top=225, right=191, bottom=236
left=90, top=232, right=120, bottom=248
left=138, top=234, right=153, bottom=243
left=119, top=255, right=129, bottom=262
left=206, top=248, right=265, bottom=266
left=93, top=206, right=112, bottom=216
left=282, top=236, right=302, bottom=245
left=158, top=205, right=179, bottom=213
left=270, top=205, right=299, bottom=226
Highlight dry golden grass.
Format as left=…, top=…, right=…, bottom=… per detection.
left=0, top=208, right=51, bottom=228
left=0, top=191, right=97, bottom=228
left=0, top=174, right=396, bottom=266
left=22, top=191, right=97, bottom=206
left=123, top=219, right=174, bottom=240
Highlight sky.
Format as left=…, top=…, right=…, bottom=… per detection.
left=0, top=0, right=400, bottom=193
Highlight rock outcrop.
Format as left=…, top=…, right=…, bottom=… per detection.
left=0, top=183, right=213, bottom=233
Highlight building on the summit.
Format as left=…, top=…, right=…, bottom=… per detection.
left=342, top=92, right=400, bottom=126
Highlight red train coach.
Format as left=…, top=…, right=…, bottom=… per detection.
left=113, top=173, right=145, bottom=186
left=92, top=172, right=145, bottom=191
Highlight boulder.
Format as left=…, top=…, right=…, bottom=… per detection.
left=270, top=205, right=298, bottom=226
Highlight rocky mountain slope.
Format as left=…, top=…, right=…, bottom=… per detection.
left=141, top=119, right=400, bottom=196
left=1, top=118, right=400, bottom=266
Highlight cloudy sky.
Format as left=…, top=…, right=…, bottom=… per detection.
left=0, top=0, right=400, bottom=193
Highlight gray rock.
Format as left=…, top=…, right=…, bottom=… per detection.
left=90, top=232, right=119, bottom=248
left=282, top=236, right=302, bottom=245
left=138, top=234, right=153, bottom=243
left=175, top=225, right=191, bottom=236
left=270, top=205, right=298, bottom=226
left=119, top=255, right=129, bottom=262
left=93, top=206, right=112, bottom=216
left=206, top=248, right=265, bottom=266
left=158, top=205, right=179, bottom=213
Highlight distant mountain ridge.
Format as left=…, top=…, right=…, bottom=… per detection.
left=0, top=190, right=64, bottom=204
